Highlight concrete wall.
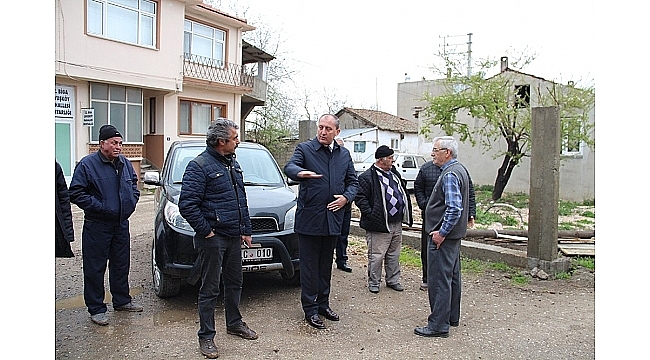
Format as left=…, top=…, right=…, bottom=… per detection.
left=396, top=76, right=595, bottom=202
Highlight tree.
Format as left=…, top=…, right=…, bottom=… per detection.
left=205, top=1, right=300, bottom=156
left=420, top=51, right=595, bottom=200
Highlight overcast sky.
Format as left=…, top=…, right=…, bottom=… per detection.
left=218, top=0, right=596, bottom=117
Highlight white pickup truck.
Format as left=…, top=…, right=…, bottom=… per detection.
left=353, top=153, right=428, bottom=191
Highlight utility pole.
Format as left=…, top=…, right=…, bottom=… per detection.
left=439, top=33, right=473, bottom=77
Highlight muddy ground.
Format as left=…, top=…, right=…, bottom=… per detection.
left=55, top=194, right=595, bottom=359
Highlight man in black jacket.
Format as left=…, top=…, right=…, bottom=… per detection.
left=355, top=145, right=412, bottom=294
left=69, top=124, right=141, bottom=326
left=55, top=160, right=74, bottom=258
left=179, top=118, right=258, bottom=359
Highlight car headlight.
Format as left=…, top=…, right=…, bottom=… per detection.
left=164, top=201, right=194, bottom=232
left=284, top=204, right=296, bottom=231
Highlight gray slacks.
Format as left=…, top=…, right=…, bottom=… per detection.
left=365, top=220, right=402, bottom=287
left=426, top=237, right=462, bottom=332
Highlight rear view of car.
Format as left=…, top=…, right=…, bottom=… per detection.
left=144, top=141, right=300, bottom=298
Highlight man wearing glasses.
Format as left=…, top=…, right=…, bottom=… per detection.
left=414, top=136, right=472, bottom=338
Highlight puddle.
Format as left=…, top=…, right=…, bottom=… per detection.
left=55, top=288, right=143, bottom=311
left=152, top=309, right=194, bottom=326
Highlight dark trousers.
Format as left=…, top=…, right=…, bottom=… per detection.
left=426, top=237, right=462, bottom=332
left=81, top=220, right=132, bottom=315
left=299, top=234, right=336, bottom=316
left=335, top=210, right=352, bottom=266
left=195, top=234, right=243, bottom=340
left=420, top=210, right=428, bottom=283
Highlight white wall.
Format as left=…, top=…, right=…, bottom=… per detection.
left=396, top=76, right=595, bottom=202
left=343, top=129, right=419, bottom=163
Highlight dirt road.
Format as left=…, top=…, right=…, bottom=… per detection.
left=55, top=194, right=594, bottom=359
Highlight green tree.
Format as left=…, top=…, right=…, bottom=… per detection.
left=420, top=52, right=594, bottom=200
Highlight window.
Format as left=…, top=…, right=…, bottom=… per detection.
left=184, top=19, right=225, bottom=66
left=87, top=0, right=157, bottom=47
left=390, top=138, right=399, bottom=150
left=179, top=100, right=225, bottom=135
left=90, top=83, right=143, bottom=143
left=561, top=116, right=583, bottom=156
left=514, top=84, right=530, bottom=108
left=353, top=141, right=366, bottom=153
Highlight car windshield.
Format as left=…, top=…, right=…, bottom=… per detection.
left=169, top=145, right=285, bottom=186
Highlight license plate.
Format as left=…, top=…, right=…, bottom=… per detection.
left=242, top=247, right=273, bottom=261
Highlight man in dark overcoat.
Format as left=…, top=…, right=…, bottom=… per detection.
left=284, top=114, right=358, bottom=330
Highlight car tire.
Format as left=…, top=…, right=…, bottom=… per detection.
left=280, top=269, right=300, bottom=286
left=152, top=241, right=181, bottom=298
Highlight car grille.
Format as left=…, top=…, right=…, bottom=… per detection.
left=251, top=217, right=279, bottom=233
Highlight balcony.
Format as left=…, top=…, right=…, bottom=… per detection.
left=183, top=53, right=253, bottom=90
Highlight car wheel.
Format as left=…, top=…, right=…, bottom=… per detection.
left=280, top=269, right=300, bottom=286
left=151, top=241, right=181, bottom=298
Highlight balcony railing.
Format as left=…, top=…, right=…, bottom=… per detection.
left=183, top=53, right=254, bottom=89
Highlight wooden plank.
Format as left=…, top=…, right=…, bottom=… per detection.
left=558, top=243, right=595, bottom=256
left=496, top=234, right=528, bottom=242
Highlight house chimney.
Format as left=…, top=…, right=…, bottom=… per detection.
left=500, top=56, right=508, bottom=72
left=446, top=67, right=452, bottom=79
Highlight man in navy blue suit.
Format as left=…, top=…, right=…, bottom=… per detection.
left=284, top=114, right=358, bottom=330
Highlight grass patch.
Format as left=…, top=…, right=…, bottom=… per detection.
left=558, top=200, right=579, bottom=216
left=558, top=222, right=576, bottom=230
left=554, top=272, right=571, bottom=280
left=461, top=257, right=486, bottom=274
left=582, top=198, right=595, bottom=206
left=580, top=210, right=595, bottom=218
left=572, top=256, right=595, bottom=270
left=399, top=246, right=422, bottom=267
left=499, top=192, right=529, bottom=209
left=489, top=261, right=511, bottom=272
left=475, top=208, right=503, bottom=225
left=576, top=219, right=594, bottom=225
left=511, top=273, right=530, bottom=285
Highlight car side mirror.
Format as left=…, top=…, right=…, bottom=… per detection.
left=286, top=178, right=300, bottom=186
left=143, top=171, right=162, bottom=186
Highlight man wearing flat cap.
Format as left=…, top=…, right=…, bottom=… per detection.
left=354, top=145, right=412, bottom=294
left=69, top=124, right=142, bottom=326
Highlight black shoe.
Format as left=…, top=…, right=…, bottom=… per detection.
left=199, top=338, right=219, bottom=358
left=305, top=314, right=326, bottom=329
left=387, top=283, right=404, bottom=291
left=227, top=321, right=258, bottom=340
left=318, top=307, right=340, bottom=321
left=336, top=263, right=352, bottom=272
left=414, top=326, right=449, bottom=338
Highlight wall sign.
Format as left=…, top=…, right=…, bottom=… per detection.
left=82, top=108, right=95, bottom=126
left=55, top=85, right=74, bottom=118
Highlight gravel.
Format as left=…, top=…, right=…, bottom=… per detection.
left=55, top=194, right=594, bottom=359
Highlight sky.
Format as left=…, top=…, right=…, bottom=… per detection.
left=216, top=0, right=597, bottom=117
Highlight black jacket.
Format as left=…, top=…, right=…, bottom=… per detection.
left=69, top=151, right=140, bottom=224
left=355, top=164, right=413, bottom=233
left=284, top=138, right=358, bottom=236
left=414, top=160, right=477, bottom=219
left=179, top=146, right=252, bottom=238
left=55, top=161, right=74, bottom=258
